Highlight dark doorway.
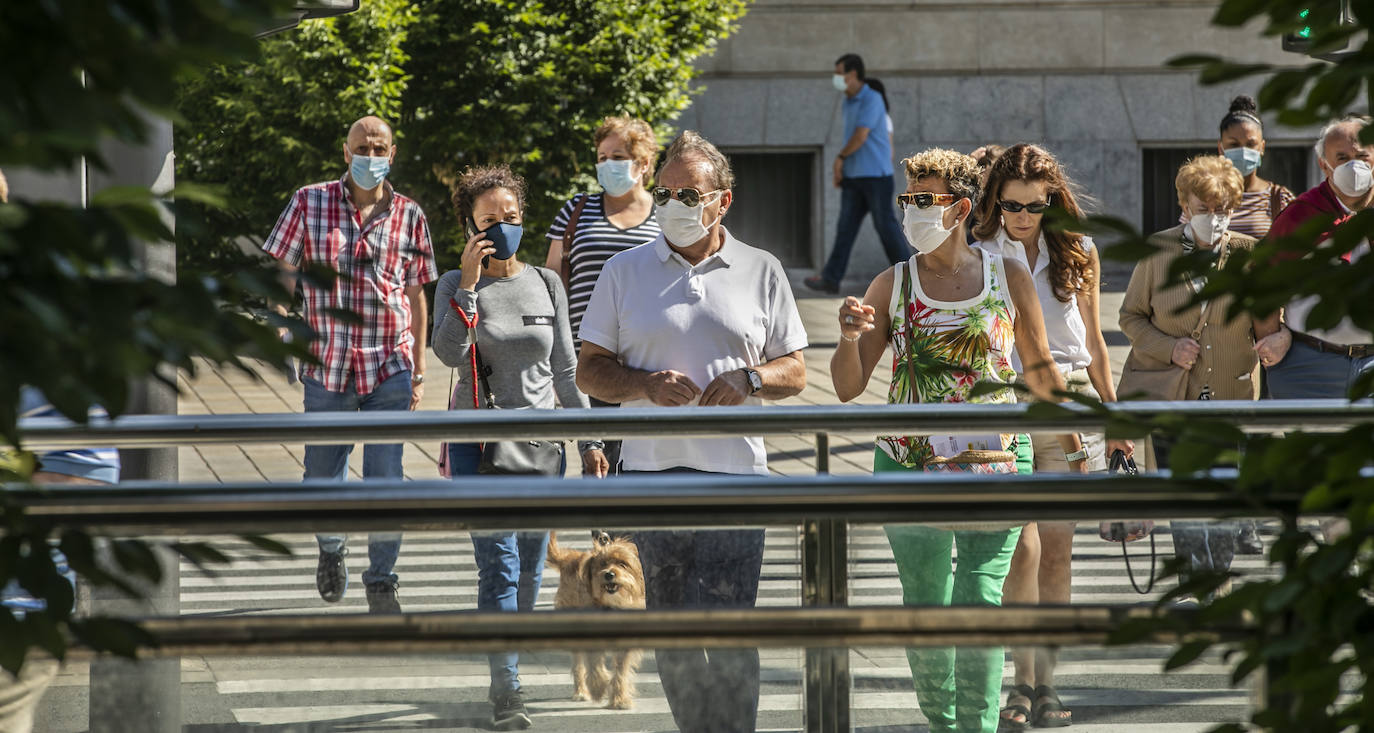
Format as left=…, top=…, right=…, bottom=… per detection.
left=1142, top=146, right=1311, bottom=234
left=721, top=149, right=817, bottom=268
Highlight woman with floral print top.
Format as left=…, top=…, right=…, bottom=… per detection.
left=829, top=148, right=1085, bottom=733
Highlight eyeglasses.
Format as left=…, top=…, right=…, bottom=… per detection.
left=997, top=200, right=1052, bottom=214
left=652, top=186, right=722, bottom=208
left=896, top=193, right=958, bottom=210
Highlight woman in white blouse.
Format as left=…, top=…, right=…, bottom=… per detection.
left=971, top=143, right=1132, bottom=730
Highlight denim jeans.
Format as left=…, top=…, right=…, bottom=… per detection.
left=303, top=370, right=410, bottom=586
left=449, top=442, right=553, bottom=697
left=820, top=175, right=909, bottom=285
left=627, top=468, right=766, bottom=733
left=1266, top=339, right=1374, bottom=400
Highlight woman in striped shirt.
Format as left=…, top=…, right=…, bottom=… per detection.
left=1210, top=95, right=1295, bottom=238
left=544, top=116, right=662, bottom=472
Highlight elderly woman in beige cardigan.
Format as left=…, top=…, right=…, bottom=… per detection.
left=1118, top=154, right=1283, bottom=586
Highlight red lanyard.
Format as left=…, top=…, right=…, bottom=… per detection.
left=448, top=298, right=482, bottom=409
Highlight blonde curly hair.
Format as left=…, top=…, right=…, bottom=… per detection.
left=1175, top=155, right=1244, bottom=212
left=901, top=148, right=981, bottom=207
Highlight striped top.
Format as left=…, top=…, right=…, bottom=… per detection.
left=545, top=193, right=661, bottom=348
left=1178, top=183, right=1295, bottom=239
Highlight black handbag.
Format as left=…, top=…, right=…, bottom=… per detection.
left=472, top=342, right=565, bottom=475
left=1098, top=450, right=1157, bottom=594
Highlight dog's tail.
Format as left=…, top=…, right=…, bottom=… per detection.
left=546, top=531, right=577, bottom=568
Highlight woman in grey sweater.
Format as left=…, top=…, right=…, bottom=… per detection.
left=432, top=164, right=607, bottom=731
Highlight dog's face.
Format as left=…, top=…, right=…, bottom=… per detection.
left=587, top=541, right=645, bottom=610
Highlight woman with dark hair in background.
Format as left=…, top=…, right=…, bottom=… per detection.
left=1212, top=95, right=1295, bottom=553
left=973, top=143, right=1130, bottom=730
left=1213, top=95, right=1295, bottom=239
left=865, top=78, right=894, bottom=149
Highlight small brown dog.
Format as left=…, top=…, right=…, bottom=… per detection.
left=546, top=530, right=646, bottom=709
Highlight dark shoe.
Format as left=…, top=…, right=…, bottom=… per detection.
left=365, top=581, right=401, bottom=614
left=1237, top=525, right=1264, bottom=555
left=491, top=689, right=532, bottom=730
left=1032, top=684, right=1072, bottom=728
left=803, top=275, right=839, bottom=294
left=315, top=548, right=348, bottom=603
left=998, top=683, right=1034, bottom=731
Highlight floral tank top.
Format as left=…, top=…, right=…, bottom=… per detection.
left=877, top=251, right=1019, bottom=469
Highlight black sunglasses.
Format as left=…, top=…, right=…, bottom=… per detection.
left=652, top=186, right=722, bottom=208
left=896, top=192, right=958, bottom=210
left=997, top=200, right=1052, bottom=214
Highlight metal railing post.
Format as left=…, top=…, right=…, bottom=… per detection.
left=803, top=431, right=850, bottom=733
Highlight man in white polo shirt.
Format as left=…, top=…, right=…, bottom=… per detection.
left=577, top=130, right=808, bottom=732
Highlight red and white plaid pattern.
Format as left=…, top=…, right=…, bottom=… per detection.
left=263, top=176, right=437, bottom=395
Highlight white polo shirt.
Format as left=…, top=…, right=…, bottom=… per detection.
left=578, top=228, right=809, bottom=475
left=976, top=228, right=1093, bottom=374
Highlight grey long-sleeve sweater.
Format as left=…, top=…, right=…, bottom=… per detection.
left=432, top=264, right=591, bottom=413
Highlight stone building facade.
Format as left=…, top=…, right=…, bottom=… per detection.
left=678, top=0, right=1326, bottom=287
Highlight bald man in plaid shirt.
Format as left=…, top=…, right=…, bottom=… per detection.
left=264, top=116, right=437, bottom=613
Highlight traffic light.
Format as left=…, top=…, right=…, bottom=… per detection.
left=1282, top=2, right=1353, bottom=58
left=1282, top=9, right=1315, bottom=52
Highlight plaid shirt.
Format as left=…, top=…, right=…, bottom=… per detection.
left=263, top=176, right=437, bottom=395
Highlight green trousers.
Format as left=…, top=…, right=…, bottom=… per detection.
left=877, top=446, right=1024, bottom=733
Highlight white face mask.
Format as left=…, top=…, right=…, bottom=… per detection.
left=832, top=74, right=847, bottom=92
left=903, top=204, right=956, bottom=255
left=1329, top=159, right=1373, bottom=198
left=1188, top=211, right=1230, bottom=248
left=656, top=195, right=721, bottom=248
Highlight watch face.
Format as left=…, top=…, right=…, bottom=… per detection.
left=747, top=369, right=762, bottom=392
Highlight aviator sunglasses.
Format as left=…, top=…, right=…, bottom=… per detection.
left=652, top=186, right=722, bottom=208
left=997, top=200, right=1052, bottom=214
left=896, top=192, right=958, bottom=210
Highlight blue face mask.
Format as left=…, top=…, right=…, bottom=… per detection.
left=349, top=154, right=390, bottom=190
left=1223, top=146, right=1263, bottom=177
left=596, top=159, right=639, bottom=197
left=481, top=221, right=525, bottom=261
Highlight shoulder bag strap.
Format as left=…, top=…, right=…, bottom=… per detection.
left=560, top=194, right=590, bottom=290
left=901, top=261, right=921, bottom=403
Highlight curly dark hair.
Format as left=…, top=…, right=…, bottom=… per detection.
left=972, top=143, right=1091, bottom=303
left=450, top=164, right=527, bottom=222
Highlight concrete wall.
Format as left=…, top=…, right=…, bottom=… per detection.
left=677, top=0, right=1329, bottom=287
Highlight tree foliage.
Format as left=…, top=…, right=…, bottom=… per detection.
left=1086, top=2, right=1374, bottom=729
left=0, top=0, right=304, bottom=674
left=174, top=0, right=749, bottom=278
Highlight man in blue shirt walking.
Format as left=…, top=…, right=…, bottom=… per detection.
left=805, top=53, right=907, bottom=294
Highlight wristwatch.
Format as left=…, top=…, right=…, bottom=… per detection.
left=411, top=373, right=425, bottom=385
left=742, top=368, right=763, bottom=394
left=1064, top=448, right=1089, bottom=463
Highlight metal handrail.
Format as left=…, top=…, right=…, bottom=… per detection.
left=82, top=606, right=1243, bottom=658
left=16, top=399, right=1374, bottom=450
left=9, top=471, right=1305, bottom=535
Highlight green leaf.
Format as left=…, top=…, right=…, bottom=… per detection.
left=69, top=618, right=157, bottom=659
left=1165, top=638, right=1213, bottom=671
left=238, top=534, right=294, bottom=557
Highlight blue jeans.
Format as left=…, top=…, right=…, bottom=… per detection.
left=628, top=468, right=766, bottom=733
left=820, top=175, right=908, bottom=285
left=304, top=370, right=410, bottom=587
left=449, top=442, right=552, bottom=697
left=1266, top=339, right=1374, bottom=400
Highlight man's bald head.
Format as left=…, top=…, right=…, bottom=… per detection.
left=348, top=116, right=393, bottom=147
left=342, top=116, right=397, bottom=188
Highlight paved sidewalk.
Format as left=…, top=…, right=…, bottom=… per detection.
left=177, top=289, right=1129, bottom=482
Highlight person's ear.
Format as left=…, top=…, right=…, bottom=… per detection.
left=1216, top=141, right=1225, bottom=155
left=717, top=189, right=732, bottom=218
left=1256, top=139, right=1266, bottom=155
left=387, top=144, right=397, bottom=165
left=343, top=143, right=352, bottom=163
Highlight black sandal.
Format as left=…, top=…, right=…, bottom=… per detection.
left=997, top=683, right=1034, bottom=731
left=1032, top=684, right=1072, bottom=728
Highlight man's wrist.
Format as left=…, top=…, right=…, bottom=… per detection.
left=836, top=152, right=848, bottom=161
left=411, top=372, right=425, bottom=384
left=1064, top=447, right=1089, bottom=463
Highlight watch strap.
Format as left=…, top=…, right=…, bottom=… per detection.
left=1064, top=448, right=1089, bottom=463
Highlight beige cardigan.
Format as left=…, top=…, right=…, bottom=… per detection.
left=1118, top=225, right=1260, bottom=401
